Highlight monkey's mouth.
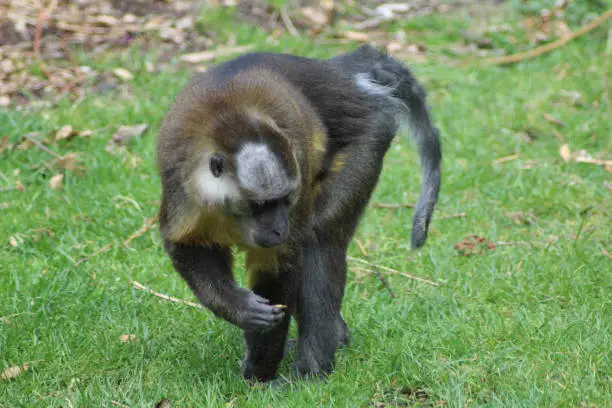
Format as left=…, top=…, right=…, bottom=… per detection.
left=251, top=229, right=288, bottom=248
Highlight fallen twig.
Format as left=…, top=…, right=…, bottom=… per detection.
left=123, top=215, right=158, bottom=247
left=353, top=15, right=394, bottom=30
left=75, top=214, right=157, bottom=266
left=602, top=247, right=612, bottom=260
left=573, top=156, right=612, bottom=167
left=485, top=9, right=612, bottom=65
left=437, top=212, right=466, bottom=220
left=543, top=112, right=565, bottom=127
left=110, top=401, right=130, bottom=408
left=373, top=203, right=415, bottom=209
left=495, top=241, right=531, bottom=246
left=280, top=6, right=300, bottom=37
left=355, top=239, right=396, bottom=298
left=74, top=242, right=113, bottom=267
left=347, top=256, right=439, bottom=286
left=492, top=154, right=519, bottom=165
left=131, top=280, right=202, bottom=309
left=22, top=133, right=61, bottom=159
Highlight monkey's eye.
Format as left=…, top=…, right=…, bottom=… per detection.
left=209, top=154, right=224, bottom=178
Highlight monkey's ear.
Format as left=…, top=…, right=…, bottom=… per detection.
left=209, top=153, right=225, bottom=178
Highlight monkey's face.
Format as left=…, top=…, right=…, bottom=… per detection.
left=192, top=141, right=300, bottom=248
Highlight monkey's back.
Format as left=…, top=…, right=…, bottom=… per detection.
left=208, top=48, right=399, bottom=149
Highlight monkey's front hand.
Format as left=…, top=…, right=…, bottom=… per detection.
left=235, top=292, right=285, bottom=332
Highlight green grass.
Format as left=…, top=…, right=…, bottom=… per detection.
left=1, top=4, right=611, bottom=407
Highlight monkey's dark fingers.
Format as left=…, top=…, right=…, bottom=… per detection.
left=249, top=301, right=286, bottom=317
left=252, top=293, right=271, bottom=305
left=239, top=310, right=285, bottom=332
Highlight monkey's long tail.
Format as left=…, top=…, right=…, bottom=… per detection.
left=370, top=55, right=442, bottom=249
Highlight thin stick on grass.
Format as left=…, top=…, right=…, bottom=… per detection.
left=373, top=203, right=415, bottom=209
left=22, top=133, right=62, bottom=159
left=131, top=280, right=203, bottom=309
left=495, top=241, right=531, bottom=246
left=602, top=247, right=612, bottom=260
left=354, top=239, right=396, bottom=298
left=123, top=215, right=158, bottom=247
left=492, top=154, right=519, bottom=165
left=75, top=215, right=157, bottom=266
left=347, top=256, right=439, bottom=287
left=485, top=8, right=612, bottom=65
left=110, top=401, right=130, bottom=408
left=73, top=242, right=113, bottom=267
left=437, top=212, right=466, bottom=220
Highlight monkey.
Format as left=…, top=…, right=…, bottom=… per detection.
left=156, top=44, right=441, bottom=382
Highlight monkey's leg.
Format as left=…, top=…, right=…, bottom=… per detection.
left=242, top=270, right=294, bottom=382
left=293, top=234, right=348, bottom=378
left=295, top=136, right=395, bottom=378
left=163, top=240, right=285, bottom=332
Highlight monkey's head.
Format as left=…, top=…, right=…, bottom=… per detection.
left=188, top=111, right=302, bottom=248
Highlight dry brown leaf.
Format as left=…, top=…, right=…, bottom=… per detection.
left=180, top=45, right=254, bottom=63
left=560, top=144, right=571, bottom=162
left=155, top=398, right=172, bottom=408
left=55, top=152, right=85, bottom=174
left=120, top=334, right=139, bottom=343
left=298, top=7, right=330, bottom=29
left=55, top=125, right=75, bottom=141
left=9, top=235, right=22, bottom=247
left=113, top=68, right=134, bottom=81
left=106, top=124, right=149, bottom=153
left=0, top=136, right=12, bottom=153
left=1, top=365, right=28, bottom=381
left=49, top=173, right=64, bottom=190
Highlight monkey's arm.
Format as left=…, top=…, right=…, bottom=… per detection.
left=163, top=240, right=285, bottom=332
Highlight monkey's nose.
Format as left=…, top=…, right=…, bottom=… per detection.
left=253, top=228, right=288, bottom=248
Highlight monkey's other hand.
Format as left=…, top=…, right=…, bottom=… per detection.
left=236, top=292, right=285, bottom=332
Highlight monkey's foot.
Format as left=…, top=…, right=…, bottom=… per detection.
left=241, top=358, right=278, bottom=383
left=292, top=350, right=334, bottom=380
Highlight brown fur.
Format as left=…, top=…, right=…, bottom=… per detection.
left=157, top=68, right=327, bottom=277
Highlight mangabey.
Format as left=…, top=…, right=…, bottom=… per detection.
left=157, top=45, right=441, bottom=382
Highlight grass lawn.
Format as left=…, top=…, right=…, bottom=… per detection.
left=1, top=2, right=610, bottom=407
